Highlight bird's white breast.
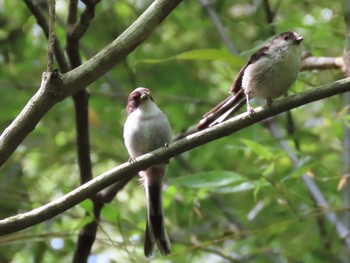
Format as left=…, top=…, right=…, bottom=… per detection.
left=242, top=44, right=302, bottom=99
left=123, top=101, right=172, bottom=158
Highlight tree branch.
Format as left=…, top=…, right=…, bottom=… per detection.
left=65, top=0, right=103, bottom=261
left=67, top=0, right=78, bottom=25
left=0, top=0, right=183, bottom=167
left=0, top=77, right=349, bottom=235
left=301, top=56, right=345, bottom=71
left=72, top=92, right=94, bottom=263
left=70, top=0, right=100, bottom=40
left=66, top=0, right=93, bottom=187
left=262, top=0, right=276, bottom=35
left=47, top=0, right=55, bottom=72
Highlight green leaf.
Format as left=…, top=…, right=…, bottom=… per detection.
left=253, top=178, right=270, bottom=201
left=101, top=203, right=119, bottom=222
left=79, top=199, right=94, bottom=214
left=72, top=215, right=94, bottom=231
left=282, top=156, right=314, bottom=181
left=163, top=185, right=177, bottom=208
left=173, top=171, right=243, bottom=188
left=213, top=180, right=270, bottom=194
left=175, top=49, right=244, bottom=65
left=135, top=49, right=244, bottom=67
left=241, top=139, right=273, bottom=160
left=262, top=163, right=275, bottom=177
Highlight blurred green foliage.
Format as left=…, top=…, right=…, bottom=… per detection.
left=0, top=0, right=348, bottom=262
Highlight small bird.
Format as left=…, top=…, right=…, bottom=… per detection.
left=123, top=87, right=172, bottom=257
left=197, top=31, right=304, bottom=130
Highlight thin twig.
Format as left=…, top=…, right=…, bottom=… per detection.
left=262, top=0, right=275, bottom=35
left=198, top=0, right=238, bottom=55
left=47, top=0, right=55, bottom=72
left=23, top=0, right=70, bottom=72
left=201, top=247, right=242, bottom=263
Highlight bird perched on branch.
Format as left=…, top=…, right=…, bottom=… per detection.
left=123, top=87, right=172, bottom=257
left=197, top=31, right=303, bottom=130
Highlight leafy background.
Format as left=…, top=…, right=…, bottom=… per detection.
left=0, top=0, right=348, bottom=262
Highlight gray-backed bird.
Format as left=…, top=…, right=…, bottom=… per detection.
left=198, top=31, right=303, bottom=130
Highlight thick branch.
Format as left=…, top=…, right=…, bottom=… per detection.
left=68, top=0, right=78, bottom=25
left=301, top=56, right=345, bottom=71
left=0, top=0, right=183, bottom=167
left=0, top=72, right=62, bottom=166
left=72, top=92, right=93, bottom=183
left=73, top=202, right=102, bottom=263
left=66, top=0, right=93, bottom=185
left=0, top=78, right=349, bottom=235
left=66, top=1, right=102, bottom=261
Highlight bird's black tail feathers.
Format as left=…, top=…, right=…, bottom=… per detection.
left=142, top=167, right=171, bottom=257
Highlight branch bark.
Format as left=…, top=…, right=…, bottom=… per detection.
left=0, top=0, right=183, bottom=167
left=0, top=77, right=349, bottom=235
left=47, top=0, right=55, bottom=72
left=301, top=56, right=345, bottom=71
left=65, top=0, right=103, bottom=261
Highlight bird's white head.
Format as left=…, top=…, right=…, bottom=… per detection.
left=126, top=87, right=155, bottom=115
left=271, top=31, right=303, bottom=52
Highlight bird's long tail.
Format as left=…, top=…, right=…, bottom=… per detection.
left=197, top=89, right=246, bottom=130
left=141, top=167, right=171, bottom=257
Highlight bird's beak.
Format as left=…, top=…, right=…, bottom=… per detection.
left=140, top=91, right=151, bottom=100
left=294, top=35, right=303, bottom=44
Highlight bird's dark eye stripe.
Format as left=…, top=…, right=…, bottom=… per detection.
left=131, top=94, right=140, bottom=101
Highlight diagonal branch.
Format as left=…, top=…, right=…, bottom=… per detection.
left=0, top=77, right=349, bottom=235
left=0, top=0, right=183, bottom=167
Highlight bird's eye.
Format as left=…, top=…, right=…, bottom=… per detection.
left=284, top=35, right=289, bottom=41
